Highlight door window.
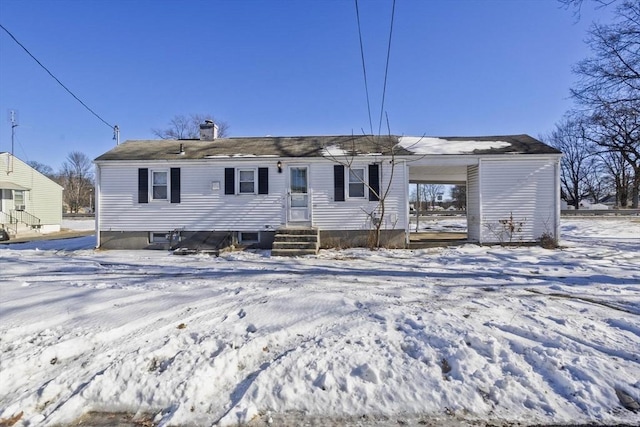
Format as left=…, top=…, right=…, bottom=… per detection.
left=290, top=167, right=308, bottom=208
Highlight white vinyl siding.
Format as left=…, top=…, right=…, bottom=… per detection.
left=99, top=162, right=282, bottom=232
left=97, top=158, right=407, bottom=233
left=311, top=160, right=407, bottom=231
left=466, top=165, right=481, bottom=242
left=478, top=159, right=558, bottom=243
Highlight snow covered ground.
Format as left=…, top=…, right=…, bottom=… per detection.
left=60, top=218, right=95, bottom=232
left=1, top=218, right=639, bottom=426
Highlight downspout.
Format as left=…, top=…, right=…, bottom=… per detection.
left=478, top=159, right=483, bottom=245
left=554, top=158, right=561, bottom=243
left=402, top=159, right=409, bottom=247
left=95, top=164, right=101, bottom=248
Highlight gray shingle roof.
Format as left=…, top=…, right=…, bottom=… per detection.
left=94, top=134, right=560, bottom=161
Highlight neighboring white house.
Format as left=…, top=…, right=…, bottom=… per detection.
left=94, top=127, right=561, bottom=251
left=0, top=152, right=63, bottom=239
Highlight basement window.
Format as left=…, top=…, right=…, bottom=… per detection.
left=150, top=232, right=169, bottom=244
left=239, top=232, right=259, bottom=243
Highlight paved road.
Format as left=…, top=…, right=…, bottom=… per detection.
left=0, top=229, right=94, bottom=245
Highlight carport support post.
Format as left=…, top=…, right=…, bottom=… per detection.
left=415, top=183, right=421, bottom=232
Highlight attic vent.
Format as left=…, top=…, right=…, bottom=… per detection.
left=199, top=121, right=218, bottom=141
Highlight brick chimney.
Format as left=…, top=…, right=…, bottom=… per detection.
left=199, top=120, right=218, bottom=141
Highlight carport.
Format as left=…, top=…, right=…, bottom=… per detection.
left=407, top=160, right=470, bottom=248
left=399, top=135, right=562, bottom=246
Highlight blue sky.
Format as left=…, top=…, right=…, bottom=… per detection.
left=0, top=0, right=612, bottom=171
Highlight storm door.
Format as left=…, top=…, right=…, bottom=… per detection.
left=288, top=166, right=309, bottom=223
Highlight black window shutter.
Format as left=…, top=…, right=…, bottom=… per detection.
left=138, top=168, right=148, bottom=204
left=368, top=164, right=380, bottom=201
left=224, top=168, right=235, bottom=195
left=334, top=165, right=345, bottom=202
left=170, top=168, right=181, bottom=203
left=258, top=167, right=269, bottom=195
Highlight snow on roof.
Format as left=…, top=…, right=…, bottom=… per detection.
left=399, top=136, right=511, bottom=155
left=321, top=144, right=349, bottom=157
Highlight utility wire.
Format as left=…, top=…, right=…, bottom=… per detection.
left=0, top=23, right=115, bottom=130
left=354, top=0, right=374, bottom=136
left=378, top=0, right=396, bottom=136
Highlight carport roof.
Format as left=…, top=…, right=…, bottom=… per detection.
left=398, top=134, right=562, bottom=155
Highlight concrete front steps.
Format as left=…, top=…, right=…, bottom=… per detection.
left=271, top=227, right=319, bottom=256
left=0, top=223, right=42, bottom=241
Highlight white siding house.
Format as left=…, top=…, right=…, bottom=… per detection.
left=94, top=132, right=561, bottom=251
left=477, top=158, right=560, bottom=244
left=0, top=153, right=63, bottom=239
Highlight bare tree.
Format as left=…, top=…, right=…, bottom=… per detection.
left=544, top=118, right=597, bottom=209
left=587, top=107, right=640, bottom=206
left=410, top=183, right=444, bottom=231
left=572, top=2, right=640, bottom=111
left=450, top=185, right=466, bottom=210
left=559, top=0, right=618, bottom=15
left=59, top=152, right=93, bottom=213
left=559, top=0, right=619, bottom=22
left=598, top=149, right=633, bottom=206
left=421, top=184, right=444, bottom=211
left=152, top=114, right=229, bottom=139
left=583, top=158, right=611, bottom=203
left=324, top=125, right=409, bottom=248
left=27, top=160, right=55, bottom=178
left=569, top=1, right=640, bottom=206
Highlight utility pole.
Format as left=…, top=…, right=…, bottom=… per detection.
left=7, top=110, right=18, bottom=174
left=113, top=125, right=120, bottom=145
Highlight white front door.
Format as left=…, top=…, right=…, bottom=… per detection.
left=288, top=166, right=309, bottom=223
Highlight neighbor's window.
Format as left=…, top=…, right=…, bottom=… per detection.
left=14, top=190, right=25, bottom=209
left=348, top=168, right=365, bottom=198
left=152, top=171, right=168, bottom=200
left=238, top=169, right=255, bottom=194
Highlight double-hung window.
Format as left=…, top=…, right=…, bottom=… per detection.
left=348, top=168, right=365, bottom=198
left=152, top=170, right=168, bottom=200
left=14, top=190, right=25, bottom=210
left=238, top=169, right=256, bottom=194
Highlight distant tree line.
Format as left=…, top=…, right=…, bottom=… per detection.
left=409, top=184, right=466, bottom=211
left=545, top=0, right=639, bottom=209
left=28, top=151, right=94, bottom=214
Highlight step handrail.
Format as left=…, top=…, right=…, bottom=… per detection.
left=10, top=209, right=41, bottom=227
left=0, top=211, right=18, bottom=235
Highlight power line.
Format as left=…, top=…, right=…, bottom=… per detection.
left=378, top=0, right=396, bottom=136
left=354, top=0, right=374, bottom=136
left=0, top=23, right=115, bottom=131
